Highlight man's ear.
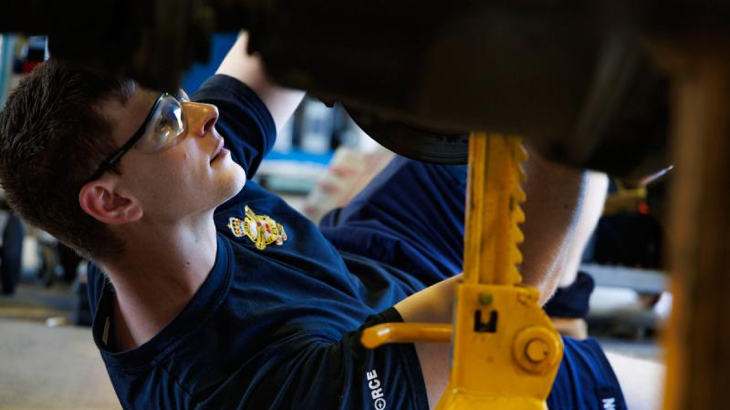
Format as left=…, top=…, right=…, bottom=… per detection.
left=79, top=180, right=143, bottom=225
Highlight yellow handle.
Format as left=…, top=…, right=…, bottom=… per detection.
left=361, top=323, right=452, bottom=349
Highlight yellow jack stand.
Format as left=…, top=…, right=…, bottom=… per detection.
left=362, top=133, right=563, bottom=409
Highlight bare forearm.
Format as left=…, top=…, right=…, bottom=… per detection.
left=395, top=274, right=461, bottom=324
left=520, top=149, right=590, bottom=302
left=216, top=32, right=305, bottom=132
left=558, top=171, right=608, bottom=287
left=394, top=276, right=460, bottom=408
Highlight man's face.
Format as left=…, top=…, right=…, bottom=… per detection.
left=99, top=87, right=246, bottom=224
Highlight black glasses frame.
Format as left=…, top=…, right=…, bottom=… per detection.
left=85, top=93, right=166, bottom=183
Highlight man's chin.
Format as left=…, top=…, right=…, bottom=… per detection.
left=220, top=166, right=247, bottom=202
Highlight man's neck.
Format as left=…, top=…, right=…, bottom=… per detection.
left=101, top=214, right=218, bottom=351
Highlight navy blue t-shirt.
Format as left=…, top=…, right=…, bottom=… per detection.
left=88, top=74, right=626, bottom=409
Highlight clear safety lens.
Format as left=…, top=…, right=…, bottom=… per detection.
left=135, top=93, right=187, bottom=153
left=176, top=89, right=190, bottom=103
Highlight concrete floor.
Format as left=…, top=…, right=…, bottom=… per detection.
left=0, top=282, right=120, bottom=409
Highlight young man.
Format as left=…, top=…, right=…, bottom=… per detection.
left=0, top=33, right=657, bottom=409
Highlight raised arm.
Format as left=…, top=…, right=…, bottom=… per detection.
left=216, top=32, right=305, bottom=132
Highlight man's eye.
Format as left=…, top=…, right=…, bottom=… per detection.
left=156, top=118, right=172, bottom=133
left=156, top=106, right=182, bottom=133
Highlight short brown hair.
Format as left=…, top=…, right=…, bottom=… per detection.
left=0, top=59, right=134, bottom=262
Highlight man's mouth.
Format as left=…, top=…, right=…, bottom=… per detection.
left=211, top=139, right=224, bottom=163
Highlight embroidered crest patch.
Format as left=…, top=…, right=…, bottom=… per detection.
left=227, top=206, right=288, bottom=250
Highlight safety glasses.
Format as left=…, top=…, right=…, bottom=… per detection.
left=86, top=89, right=190, bottom=183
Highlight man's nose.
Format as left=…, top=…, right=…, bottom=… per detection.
left=185, top=102, right=219, bottom=137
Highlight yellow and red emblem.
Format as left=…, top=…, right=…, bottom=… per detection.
left=227, top=206, right=288, bottom=250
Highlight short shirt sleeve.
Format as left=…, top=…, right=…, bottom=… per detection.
left=192, top=74, right=277, bottom=179
left=201, top=307, right=429, bottom=410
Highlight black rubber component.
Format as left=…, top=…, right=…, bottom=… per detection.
left=346, top=108, right=469, bottom=165
left=1, top=213, right=25, bottom=295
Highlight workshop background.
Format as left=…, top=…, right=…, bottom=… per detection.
left=0, top=34, right=669, bottom=409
